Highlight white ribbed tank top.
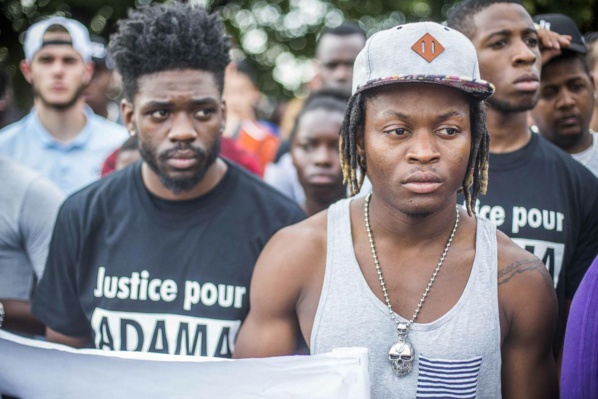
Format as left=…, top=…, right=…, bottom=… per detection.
left=311, top=198, right=502, bottom=399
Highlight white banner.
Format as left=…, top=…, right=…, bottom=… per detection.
left=0, top=330, right=370, bottom=398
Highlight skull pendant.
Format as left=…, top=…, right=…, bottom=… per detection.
left=388, top=340, right=414, bottom=377
left=388, top=323, right=414, bottom=377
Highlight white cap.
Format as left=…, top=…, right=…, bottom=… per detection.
left=352, top=21, right=494, bottom=99
left=24, top=17, right=93, bottom=63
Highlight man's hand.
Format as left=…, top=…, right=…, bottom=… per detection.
left=0, top=299, right=45, bottom=335
left=536, top=26, right=572, bottom=65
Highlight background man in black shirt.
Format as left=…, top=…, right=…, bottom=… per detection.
left=32, top=3, right=304, bottom=357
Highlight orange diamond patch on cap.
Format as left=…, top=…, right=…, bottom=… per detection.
left=411, top=33, right=445, bottom=63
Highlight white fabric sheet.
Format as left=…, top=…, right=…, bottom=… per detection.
left=0, top=330, right=369, bottom=398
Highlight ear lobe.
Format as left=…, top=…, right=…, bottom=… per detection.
left=356, top=127, right=365, bottom=158
left=20, top=60, right=32, bottom=83
left=121, top=99, right=135, bottom=132
left=356, top=125, right=368, bottom=169
left=220, top=99, right=227, bottom=133
left=83, top=62, right=95, bottom=85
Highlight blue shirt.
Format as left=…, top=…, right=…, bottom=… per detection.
left=0, top=106, right=127, bottom=195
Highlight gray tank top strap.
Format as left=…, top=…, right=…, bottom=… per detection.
left=312, top=198, right=502, bottom=399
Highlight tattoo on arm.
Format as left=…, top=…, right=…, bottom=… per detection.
left=497, top=258, right=552, bottom=286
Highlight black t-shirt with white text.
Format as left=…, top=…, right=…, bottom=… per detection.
left=33, top=160, right=305, bottom=357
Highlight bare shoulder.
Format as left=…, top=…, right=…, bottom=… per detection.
left=260, top=210, right=328, bottom=268
left=495, top=227, right=558, bottom=397
left=495, top=231, right=554, bottom=291
left=234, top=210, right=330, bottom=358
left=251, top=209, right=329, bottom=300
left=495, top=230, right=558, bottom=337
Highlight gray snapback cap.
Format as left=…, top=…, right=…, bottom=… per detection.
left=352, top=21, right=494, bottom=99
left=24, top=16, right=93, bottom=62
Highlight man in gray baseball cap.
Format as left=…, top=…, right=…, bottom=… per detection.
left=234, top=21, right=557, bottom=398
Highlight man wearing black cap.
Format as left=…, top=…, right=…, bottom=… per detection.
left=235, top=21, right=557, bottom=398
left=531, top=14, right=598, bottom=176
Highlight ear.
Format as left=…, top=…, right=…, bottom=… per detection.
left=83, top=61, right=95, bottom=85
left=121, top=98, right=135, bottom=132
left=220, top=98, right=227, bottom=136
left=312, top=57, right=323, bottom=73
left=20, top=60, right=32, bottom=84
left=356, top=124, right=366, bottom=167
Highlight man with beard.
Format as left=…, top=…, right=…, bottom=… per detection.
left=31, top=3, right=304, bottom=357
left=448, top=0, right=598, bottom=359
left=0, top=17, right=127, bottom=195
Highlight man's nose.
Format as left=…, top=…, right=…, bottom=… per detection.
left=406, top=132, right=441, bottom=164
left=50, top=60, right=66, bottom=75
left=556, top=89, right=576, bottom=110
left=313, top=145, right=335, bottom=166
left=333, top=63, right=353, bottom=82
left=168, top=113, right=197, bottom=142
left=512, top=38, right=538, bottom=67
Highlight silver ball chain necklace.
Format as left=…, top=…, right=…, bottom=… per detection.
left=364, top=192, right=459, bottom=377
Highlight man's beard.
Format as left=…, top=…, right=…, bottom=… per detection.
left=139, top=138, right=221, bottom=195
left=486, top=93, right=538, bottom=114
left=34, top=83, right=86, bottom=111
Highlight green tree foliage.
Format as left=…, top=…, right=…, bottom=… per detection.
left=0, top=0, right=595, bottom=109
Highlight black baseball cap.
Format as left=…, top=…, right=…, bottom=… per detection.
left=533, top=13, right=587, bottom=55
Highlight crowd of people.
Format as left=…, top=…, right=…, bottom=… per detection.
left=0, top=0, right=597, bottom=398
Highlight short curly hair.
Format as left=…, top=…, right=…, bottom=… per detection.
left=109, top=3, right=231, bottom=101
left=447, top=0, right=522, bottom=39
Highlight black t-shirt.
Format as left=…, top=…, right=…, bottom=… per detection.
left=32, top=160, right=305, bottom=357
left=463, top=133, right=598, bottom=348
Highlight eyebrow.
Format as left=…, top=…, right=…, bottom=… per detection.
left=434, top=110, right=467, bottom=123
left=566, top=76, right=587, bottom=83
left=382, top=111, right=412, bottom=122
left=142, top=98, right=219, bottom=108
left=522, top=27, right=538, bottom=36
left=486, top=27, right=537, bottom=41
left=546, top=77, right=589, bottom=89
left=381, top=110, right=465, bottom=122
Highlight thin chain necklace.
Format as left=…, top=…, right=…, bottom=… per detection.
left=364, top=192, right=459, bottom=377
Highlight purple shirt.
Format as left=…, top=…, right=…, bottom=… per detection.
left=561, top=254, right=598, bottom=398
